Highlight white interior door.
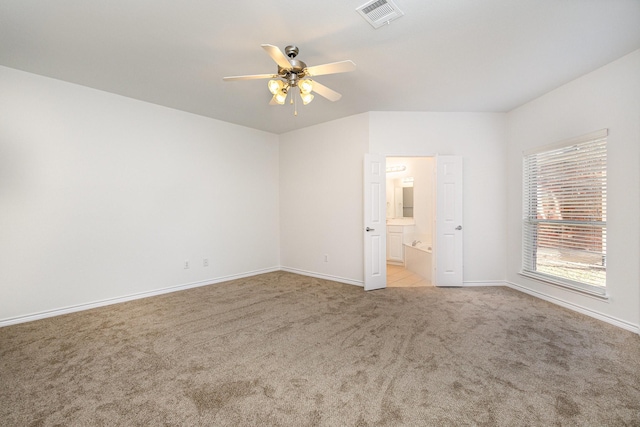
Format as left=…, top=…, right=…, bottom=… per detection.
left=435, top=155, right=463, bottom=287
left=364, top=153, right=386, bottom=291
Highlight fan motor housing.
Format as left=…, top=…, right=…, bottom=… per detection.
left=278, top=58, right=307, bottom=82
left=277, top=45, right=307, bottom=83
left=284, top=45, right=299, bottom=58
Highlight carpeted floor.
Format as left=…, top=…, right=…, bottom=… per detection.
left=1, top=271, right=639, bottom=426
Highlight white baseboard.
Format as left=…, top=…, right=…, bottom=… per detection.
left=0, top=267, right=280, bottom=328
left=505, top=281, right=640, bottom=335
left=4, top=270, right=637, bottom=337
left=462, top=280, right=506, bottom=287
left=280, top=266, right=364, bottom=287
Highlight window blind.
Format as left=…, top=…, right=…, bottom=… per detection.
left=522, top=129, right=607, bottom=294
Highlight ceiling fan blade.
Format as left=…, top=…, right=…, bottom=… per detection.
left=311, top=81, right=342, bottom=102
left=223, top=73, right=277, bottom=81
left=305, top=60, right=356, bottom=77
left=261, top=44, right=292, bottom=70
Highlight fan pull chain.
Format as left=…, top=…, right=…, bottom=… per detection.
left=293, top=87, right=298, bottom=116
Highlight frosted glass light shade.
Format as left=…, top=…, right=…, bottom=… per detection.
left=268, top=79, right=284, bottom=95
left=299, top=79, right=313, bottom=94
left=274, top=89, right=287, bottom=104
left=300, top=92, right=314, bottom=105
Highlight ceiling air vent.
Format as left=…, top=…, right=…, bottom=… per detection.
left=356, top=0, right=404, bottom=29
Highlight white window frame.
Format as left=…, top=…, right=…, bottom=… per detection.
left=521, top=129, right=607, bottom=297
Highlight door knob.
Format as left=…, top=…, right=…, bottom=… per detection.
left=366, top=227, right=375, bottom=232
left=455, top=225, right=462, bottom=230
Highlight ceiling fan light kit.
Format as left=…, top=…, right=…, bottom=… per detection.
left=299, top=79, right=313, bottom=95
left=267, top=79, right=284, bottom=95
left=223, top=44, right=356, bottom=115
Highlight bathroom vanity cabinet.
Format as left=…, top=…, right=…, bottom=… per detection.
left=386, top=220, right=416, bottom=264
left=387, top=225, right=404, bottom=263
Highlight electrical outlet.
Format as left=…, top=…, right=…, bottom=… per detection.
left=324, top=254, right=329, bottom=262
left=184, top=260, right=190, bottom=269
left=203, top=258, right=209, bottom=267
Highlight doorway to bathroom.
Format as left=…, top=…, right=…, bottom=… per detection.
left=385, top=156, right=435, bottom=287
left=363, top=154, right=463, bottom=290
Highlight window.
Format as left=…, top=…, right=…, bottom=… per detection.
left=522, top=129, right=607, bottom=296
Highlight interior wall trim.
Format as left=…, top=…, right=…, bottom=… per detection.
left=4, top=272, right=636, bottom=336
left=0, top=267, right=280, bottom=328
left=462, top=280, right=506, bottom=287
left=505, top=281, right=639, bottom=335
left=279, top=266, right=364, bottom=287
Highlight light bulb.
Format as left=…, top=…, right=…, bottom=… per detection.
left=299, top=79, right=313, bottom=94
left=300, top=92, right=314, bottom=105
left=274, top=88, right=287, bottom=104
left=268, top=79, right=284, bottom=95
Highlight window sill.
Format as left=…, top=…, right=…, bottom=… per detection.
left=518, top=271, right=609, bottom=301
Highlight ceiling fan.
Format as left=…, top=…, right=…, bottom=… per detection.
left=223, top=44, right=356, bottom=114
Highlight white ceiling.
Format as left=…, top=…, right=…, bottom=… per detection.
left=2, top=0, right=639, bottom=134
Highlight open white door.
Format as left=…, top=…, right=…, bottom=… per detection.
left=364, top=153, right=386, bottom=291
left=435, top=156, right=463, bottom=287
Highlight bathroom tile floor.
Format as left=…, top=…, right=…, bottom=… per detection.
left=387, top=264, right=432, bottom=287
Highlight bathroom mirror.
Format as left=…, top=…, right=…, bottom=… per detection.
left=390, top=179, right=414, bottom=218
left=403, top=186, right=414, bottom=217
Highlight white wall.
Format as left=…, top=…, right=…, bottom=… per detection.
left=279, top=113, right=369, bottom=285
left=281, top=112, right=506, bottom=286
left=4, top=49, right=637, bottom=332
left=0, top=66, right=280, bottom=324
left=369, top=112, right=507, bottom=284
left=505, top=50, right=640, bottom=331
left=407, top=157, right=434, bottom=244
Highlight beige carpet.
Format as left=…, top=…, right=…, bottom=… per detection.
left=1, top=271, right=639, bottom=426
